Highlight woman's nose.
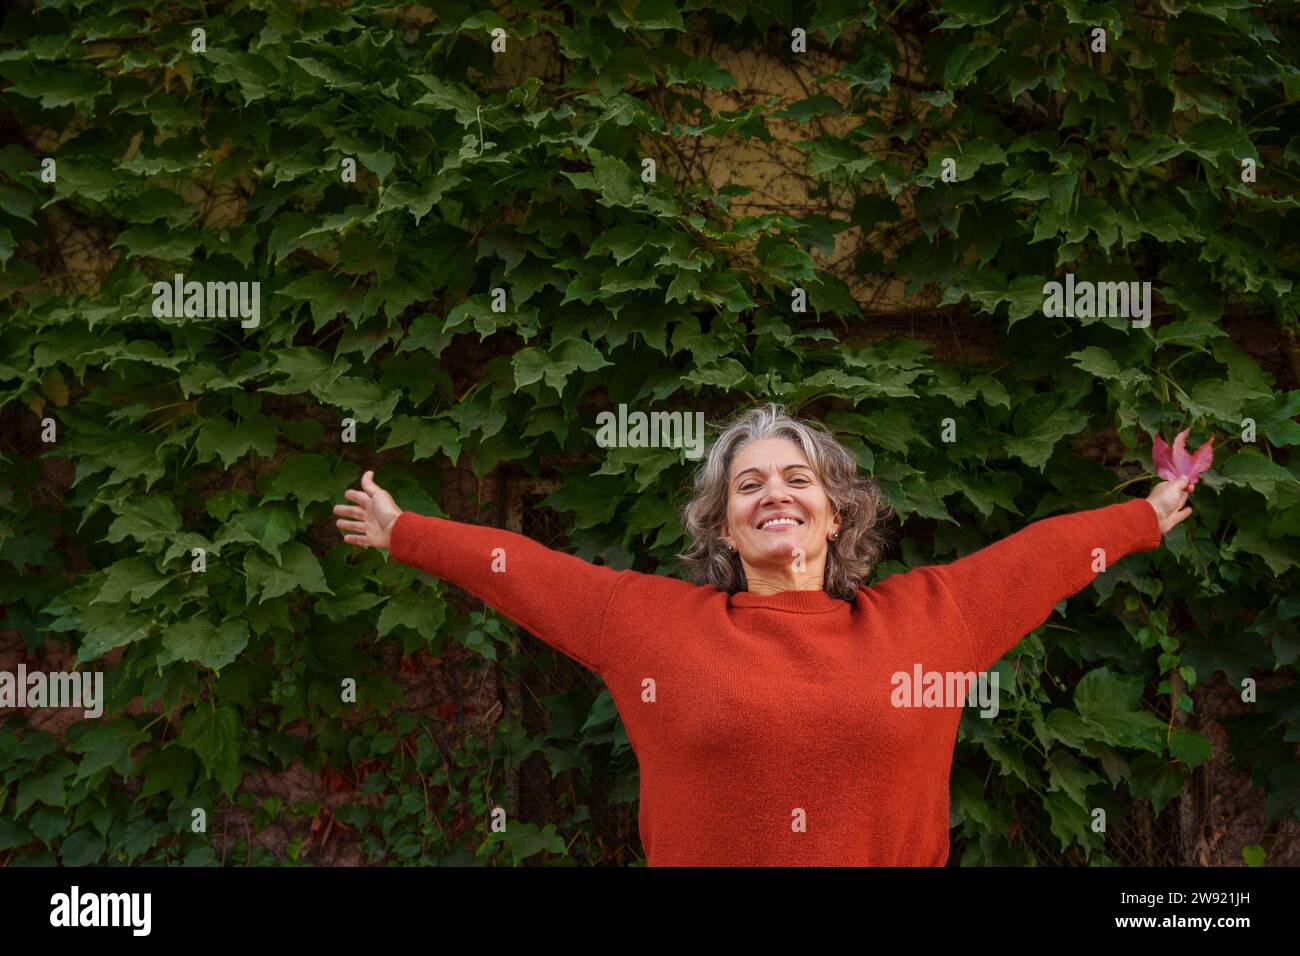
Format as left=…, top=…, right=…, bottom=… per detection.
left=760, top=485, right=793, bottom=505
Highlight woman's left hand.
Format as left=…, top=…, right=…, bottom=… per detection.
left=1147, top=475, right=1193, bottom=534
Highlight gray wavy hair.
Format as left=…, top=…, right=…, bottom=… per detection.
left=677, top=402, right=894, bottom=601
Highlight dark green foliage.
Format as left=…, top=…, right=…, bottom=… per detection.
left=0, top=0, right=1296, bottom=865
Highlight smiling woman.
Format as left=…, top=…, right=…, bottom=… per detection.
left=334, top=401, right=1193, bottom=866
left=678, top=403, right=891, bottom=599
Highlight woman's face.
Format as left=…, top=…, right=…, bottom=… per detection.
left=720, top=436, right=840, bottom=579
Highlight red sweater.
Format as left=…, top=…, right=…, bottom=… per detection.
left=389, top=497, right=1162, bottom=866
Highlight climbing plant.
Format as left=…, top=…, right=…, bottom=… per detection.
left=1, top=0, right=1298, bottom=866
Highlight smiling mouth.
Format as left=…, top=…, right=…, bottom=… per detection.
left=757, top=518, right=803, bottom=531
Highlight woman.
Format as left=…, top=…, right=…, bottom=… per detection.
left=333, top=402, right=1193, bottom=866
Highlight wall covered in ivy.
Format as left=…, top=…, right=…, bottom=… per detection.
left=1, top=0, right=1298, bottom=866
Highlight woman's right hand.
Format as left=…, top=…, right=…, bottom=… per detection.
left=1146, top=474, right=1193, bottom=535
left=334, top=469, right=404, bottom=551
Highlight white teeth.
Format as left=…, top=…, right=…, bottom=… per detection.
left=760, top=518, right=800, bottom=529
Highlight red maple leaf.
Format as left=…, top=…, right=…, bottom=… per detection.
left=1152, top=428, right=1214, bottom=487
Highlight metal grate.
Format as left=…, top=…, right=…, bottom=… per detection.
left=505, top=478, right=563, bottom=540
left=1008, top=792, right=1184, bottom=866
left=1006, top=685, right=1185, bottom=865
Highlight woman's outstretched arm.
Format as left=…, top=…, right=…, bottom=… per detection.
left=334, top=470, right=626, bottom=675
left=923, top=477, right=1192, bottom=674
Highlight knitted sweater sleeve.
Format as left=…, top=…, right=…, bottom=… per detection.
left=925, top=498, right=1164, bottom=673
left=387, top=511, right=626, bottom=675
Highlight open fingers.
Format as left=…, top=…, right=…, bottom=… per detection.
left=344, top=488, right=372, bottom=507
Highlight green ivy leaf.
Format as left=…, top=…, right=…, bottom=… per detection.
left=774, top=95, right=845, bottom=122
left=1004, top=405, right=1088, bottom=470
left=1169, top=728, right=1212, bottom=769
left=111, top=225, right=202, bottom=261
left=1228, top=527, right=1300, bottom=575
left=312, top=375, right=401, bottom=425
left=1220, top=451, right=1299, bottom=499
left=565, top=150, right=642, bottom=208
left=261, top=454, right=348, bottom=519
left=179, top=706, right=243, bottom=796
left=103, top=497, right=182, bottom=549
left=194, top=416, right=279, bottom=469
left=1182, top=380, right=1271, bottom=422
left=244, top=543, right=334, bottom=603
left=73, top=606, right=155, bottom=665
left=607, top=0, right=685, bottom=29
left=91, top=556, right=169, bottom=604
left=1128, top=752, right=1184, bottom=815
left=514, top=339, right=612, bottom=395
left=944, top=43, right=1004, bottom=88
left=410, top=73, right=480, bottom=124
left=70, top=719, right=150, bottom=781
left=380, top=415, right=462, bottom=462
left=1046, top=750, right=1103, bottom=806
left=377, top=591, right=446, bottom=644
left=15, top=759, right=75, bottom=814
left=137, top=747, right=196, bottom=800
left=1041, top=789, right=1095, bottom=851
left=0, top=65, right=109, bottom=108
left=1073, top=668, right=1165, bottom=752
left=59, top=831, right=107, bottom=866
left=158, top=619, right=250, bottom=671
left=1067, top=346, right=1121, bottom=379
